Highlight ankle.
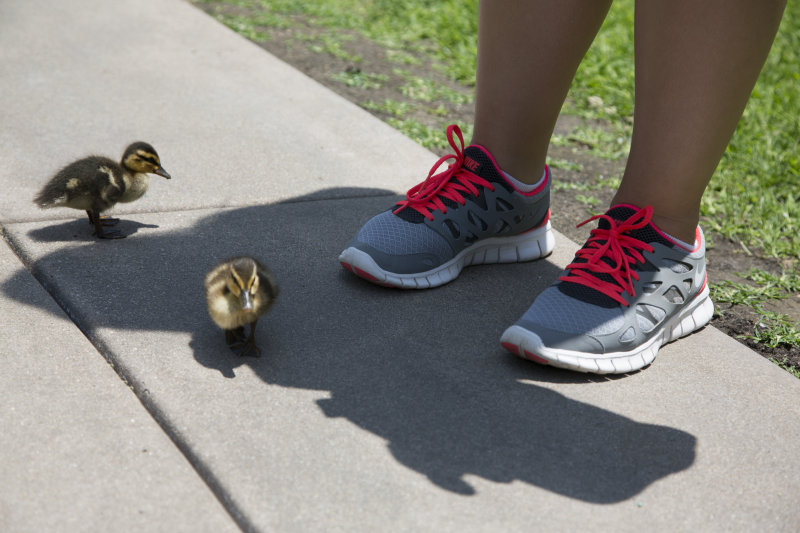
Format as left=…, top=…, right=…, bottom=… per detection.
left=610, top=193, right=700, bottom=244
left=649, top=214, right=698, bottom=246
left=502, top=168, right=547, bottom=192
left=468, top=137, right=547, bottom=185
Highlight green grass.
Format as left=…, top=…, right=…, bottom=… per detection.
left=565, top=4, right=635, bottom=121
left=711, top=281, right=785, bottom=308
left=216, top=14, right=271, bottom=40
left=397, top=76, right=471, bottom=105
left=385, top=118, right=473, bottom=151
left=745, top=311, right=800, bottom=349
left=385, top=49, right=422, bottom=67
left=305, top=33, right=362, bottom=62
left=773, top=358, right=800, bottom=379
left=560, top=125, right=631, bottom=161
left=547, top=158, right=584, bottom=173
left=711, top=268, right=800, bottom=307
left=575, top=194, right=601, bottom=207
left=195, top=0, right=479, bottom=81
left=744, top=269, right=800, bottom=293
left=361, top=98, right=414, bottom=118
left=552, top=175, right=621, bottom=192
left=330, top=70, right=387, bottom=89
left=711, top=268, right=800, bottom=350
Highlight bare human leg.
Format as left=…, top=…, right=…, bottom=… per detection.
left=470, top=0, right=612, bottom=184
left=615, top=0, right=787, bottom=242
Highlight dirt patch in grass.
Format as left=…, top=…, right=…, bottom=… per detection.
left=194, top=2, right=799, bottom=372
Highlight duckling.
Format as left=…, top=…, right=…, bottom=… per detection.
left=34, top=142, right=171, bottom=239
left=204, top=256, right=279, bottom=357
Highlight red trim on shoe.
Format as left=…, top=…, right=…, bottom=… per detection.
left=341, top=261, right=397, bottom=288
left=501, top=342, right=551, bottom=365
left=650, top=220, right=702, bottom=252
left=697, top=272, right=708, bottom=294
left=519, top=209, right=551, bottom=233
left=614, top=203, right=702, bottom=253
left=523, top=350, right=550, bottom=365
left=341, top=261, right=377, bottom=281
left=470, top=144, right=550, bottom=197
left=690, top=227, right=703, bottom=253
left=501, top=341, right=520, bottom=356
left=352, top=266, right=379, bottom=282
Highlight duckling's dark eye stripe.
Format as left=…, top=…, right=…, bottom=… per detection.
left=247, top=265, right=257, bottom=290
left=135, top=151, right=159, bottom=165
left=231, top=271, right=246, bottom=290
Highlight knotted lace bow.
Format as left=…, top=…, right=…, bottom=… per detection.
left=394, top=124, right=493, bottom=220
left=559, top=206, right=656, bottom=306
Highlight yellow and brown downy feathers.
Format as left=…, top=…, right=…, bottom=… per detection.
left=204, top=256, right=279, bottom=357
left=34, top=142, right=170, bottom=239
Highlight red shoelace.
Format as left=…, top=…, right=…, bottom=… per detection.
left=394, top=124, right=494, bottom=220
left=559, top=206, right=656, bottom=307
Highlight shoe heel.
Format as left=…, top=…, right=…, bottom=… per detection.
left=515, top=221, right=555, bottom=262
left=668, top=287, right=714, bottom=342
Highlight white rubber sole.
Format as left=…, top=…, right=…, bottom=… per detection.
left=500, top=285, right=715, bottom=374
left=339, top=221, right=555, bottom=289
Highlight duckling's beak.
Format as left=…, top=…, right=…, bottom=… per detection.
left=154, top=166, right=171, bottom=179
left=240, top=291, right=253, bottom=312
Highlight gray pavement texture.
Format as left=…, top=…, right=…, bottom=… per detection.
left=1, top=0, right=799, bottom=532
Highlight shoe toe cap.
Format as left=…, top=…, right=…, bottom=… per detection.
left=349, top=211, right=453, bottom=273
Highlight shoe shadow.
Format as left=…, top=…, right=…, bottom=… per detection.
left=2, top=187, right=696, bottom=503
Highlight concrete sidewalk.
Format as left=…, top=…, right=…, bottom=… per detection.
left=2, top=1, right=799, bottom=531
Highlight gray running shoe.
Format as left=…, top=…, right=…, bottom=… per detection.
left=339, top=125, right=554, bottom=289
left=501, top=205, right=714, bottom=374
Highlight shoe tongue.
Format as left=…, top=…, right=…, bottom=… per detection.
left=598, top=205, right=672, bottom=247
left=558, top=204, right=673, bottom=308
left=463, top=145, right=512, bottom=189
left=603, top=205, right=639, bottom=224
left=394, top=145, right=501, bottom=224
left=462, top=146, right=489, bottom=176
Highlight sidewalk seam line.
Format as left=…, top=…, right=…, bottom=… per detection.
left=0, top=191, right=403, bottom=225
left=0, top=224, right=258, bottom=533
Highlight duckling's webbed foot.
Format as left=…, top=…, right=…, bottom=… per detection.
left=225, top=327, right=246, bottom=346
left=98, top=216, right=120, bottom=227
left=86, top=210, right=119, bottom=226
left=228, top=323, right=261, bottom=357
left=88, top=210, right=125, bottom=239
left=237, top=337, right=261, bottom=358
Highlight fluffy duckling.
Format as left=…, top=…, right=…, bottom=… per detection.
left=34, top=142, right=171, bottom=239
left=204, top=256, right=279, bottom=357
